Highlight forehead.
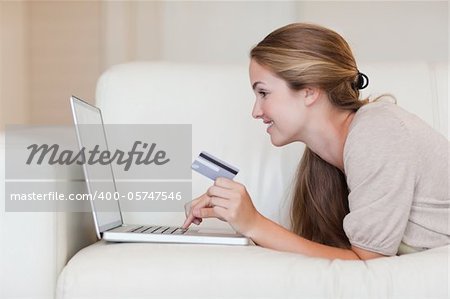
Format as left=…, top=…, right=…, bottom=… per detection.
left=249, top=59, right=285, bottom=88
left=249, top=59, right=272, bottom=78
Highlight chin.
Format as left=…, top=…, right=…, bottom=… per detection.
left=270, top=137, right=290, bottom=147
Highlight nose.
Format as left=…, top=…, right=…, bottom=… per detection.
left=252, top=99, right=263, bottom=119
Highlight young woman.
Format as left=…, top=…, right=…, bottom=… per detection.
left=182, top=23, right=449, bottom=260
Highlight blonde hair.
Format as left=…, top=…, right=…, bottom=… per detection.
left=250, top=23, right=393, bottom=248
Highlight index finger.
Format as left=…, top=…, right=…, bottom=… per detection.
left=182, top=212, right=196, bottom=229
left=181, top=193, right=211, bottom=228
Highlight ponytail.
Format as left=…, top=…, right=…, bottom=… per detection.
left=291, top=147, right=351, bottom=248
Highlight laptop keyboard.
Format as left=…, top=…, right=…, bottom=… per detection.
left=127, top=225, right=188, bottom=235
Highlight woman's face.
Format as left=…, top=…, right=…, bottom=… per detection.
left=249, top=59, right=307, bottom=146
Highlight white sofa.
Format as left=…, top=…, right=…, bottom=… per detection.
left=1, top=60, right=447, bottom=298
left=0, top=131, right=96, bottom=299
left=55, top=61, right=449, bottom=298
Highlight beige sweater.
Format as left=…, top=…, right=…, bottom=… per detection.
left=343, top=100, right=449, bottom=256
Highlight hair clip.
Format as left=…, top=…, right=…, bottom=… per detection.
left=356, top=72, right=369, bottom=90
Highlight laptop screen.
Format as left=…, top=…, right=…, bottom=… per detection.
left=70, top=96, right=123, bottom=234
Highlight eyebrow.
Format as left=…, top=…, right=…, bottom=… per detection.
left=252, top=81, right=264, bottom=90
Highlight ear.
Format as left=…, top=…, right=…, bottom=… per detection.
left=303, top=87, right=321, bottom=107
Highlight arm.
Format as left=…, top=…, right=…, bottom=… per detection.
left=182, top=178, right=386, bottom=260
left=248, top=213, right=384, bottom=260
left=342, top=109, right=417, bottom=257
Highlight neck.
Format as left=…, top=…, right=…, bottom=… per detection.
left=303, top=109, right=355, bottom=173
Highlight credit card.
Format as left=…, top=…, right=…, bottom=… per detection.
left=191, top=151, right=239, bottom=181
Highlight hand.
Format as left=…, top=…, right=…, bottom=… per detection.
left=183, top=194, right=209, bottom=227
left=182, top=177, right=261, bottom=237
left=182, top=192, right=226, bottom=229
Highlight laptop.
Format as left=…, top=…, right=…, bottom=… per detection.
left=70, top=95, right=250, bottom=245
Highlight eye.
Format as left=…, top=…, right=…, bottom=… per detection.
left=258, top=90, right=269, bottom=98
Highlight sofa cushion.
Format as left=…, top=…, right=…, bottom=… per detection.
left=56, top=241, right=450, bottom=299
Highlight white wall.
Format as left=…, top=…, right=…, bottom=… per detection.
left=0, top=1, right=29, bottom=130
left=296, top=1, right=448, bottom=64
left=28, top=1, right=102, bottom=124
left=1, top=1, right=447, bottom=126
left=102, top=1, right=447, bottom=65
left=159, top=1, right=298, bottom=64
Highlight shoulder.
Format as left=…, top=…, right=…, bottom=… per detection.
left=344, top=100, right=413, bottom=155
left=343, top=100, right=417, bottom=181
left=348, top=100, right=409, bottom=136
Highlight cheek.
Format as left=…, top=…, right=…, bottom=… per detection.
left=275, top=103, right=303, bottom=135
left=262, top=95, right=299, bottom=125
left=262, top=101, right=279, bottom=118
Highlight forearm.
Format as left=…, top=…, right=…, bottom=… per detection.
left=246, top=213, right=360, bottom=260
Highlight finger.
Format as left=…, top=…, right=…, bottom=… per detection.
left=197, top=193, right=211, bottom=210
left=193, top=205, right=228, bottom=220
left=214, top=177, right=237, bottom=189
left=195, top=193, right=212, bottom=207
left=182, top=215, right=201, bottom=228
left=184, top=199, right=197, bottom=220
left=184, top=194, right=205, bottom=216
left=193, top=207, right=219, bottom=219
left=210, top=196, right=230, bottom=209
left=182, top=194, right=212, bottom=228
left=182, top=213, right=196, bottom=228
left=184, top=201, right=192, bottom=217
left=211, top=206, right=227, bottom=222
left=190, top=193, right=208, bottom=208
left=207, top=185, right=235, bottom=199
left=186, top=194, right=212, bottom=215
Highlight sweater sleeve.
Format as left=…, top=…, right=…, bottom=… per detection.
left=343, top=109, right=417, bottom=256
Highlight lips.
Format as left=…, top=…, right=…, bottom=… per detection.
left=263, top=119, right=274, bottom=131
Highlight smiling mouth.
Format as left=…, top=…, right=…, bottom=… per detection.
left=264, top=120, right=274, bottom=130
